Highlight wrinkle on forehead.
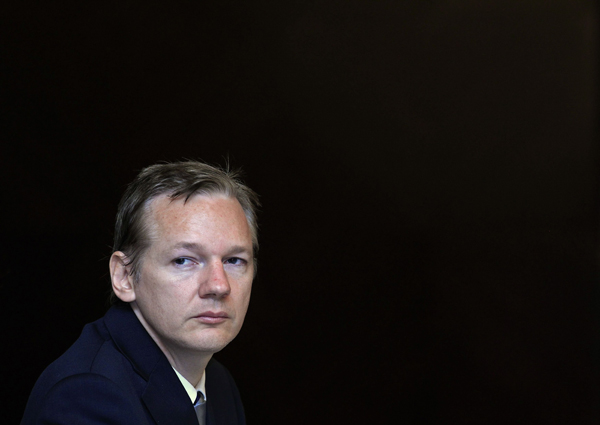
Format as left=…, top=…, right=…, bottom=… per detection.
left=144, top=193, right=251, bottom=251
left=144, top=193, right=219, bottom=234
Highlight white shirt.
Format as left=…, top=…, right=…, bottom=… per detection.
left=173, top=368, right=207, bottom=403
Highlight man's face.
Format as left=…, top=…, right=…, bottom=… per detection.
left=128, top=193, right=254, bottom=359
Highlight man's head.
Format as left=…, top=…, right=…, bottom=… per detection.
left=108, top=161, right=259, bottom=360
left=112, top=161, right=259, bottom=285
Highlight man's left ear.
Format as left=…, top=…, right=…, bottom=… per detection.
left=109, top=251, right=137, bottom=303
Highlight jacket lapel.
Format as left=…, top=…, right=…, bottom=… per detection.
left=142, top=364, right=198, bottom=425
left=104, top=304, right=199, bottom=425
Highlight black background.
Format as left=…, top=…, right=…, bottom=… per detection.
left=2, top=1, right=599, bottom=423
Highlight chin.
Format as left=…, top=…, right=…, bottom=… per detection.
left=191, top=333, right=236, bottom=354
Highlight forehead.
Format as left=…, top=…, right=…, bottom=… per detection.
left=144, top=193, right=251, bottom=245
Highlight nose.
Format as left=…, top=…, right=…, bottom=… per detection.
left=199, top=260, right=231, bottom=299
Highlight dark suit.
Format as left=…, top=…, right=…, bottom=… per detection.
left=21, top=304, right=246, bottom=425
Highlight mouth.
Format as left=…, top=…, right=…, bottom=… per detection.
left=195, top=311, right=229, bottom=324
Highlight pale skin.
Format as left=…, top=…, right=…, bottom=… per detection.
left=109, top=193, right=254, bottom=387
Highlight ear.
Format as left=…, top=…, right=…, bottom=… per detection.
left=109, top=251, right=137, bottom=303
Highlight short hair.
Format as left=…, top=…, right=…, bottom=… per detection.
left=112, top=160, right=260, bottom=289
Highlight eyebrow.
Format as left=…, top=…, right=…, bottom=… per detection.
left=171, top=242, right=252, bottom=255
left=171, top=242, right=203, bottom=251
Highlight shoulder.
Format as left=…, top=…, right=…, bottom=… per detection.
left=21, top=309, right=151, bottom=424
left=206, top=359, right=246, bottom=425
left=21, top=373, right=148, bottom=425
left=206, top=358, right=244, bottom=400
left=32, top=305, right=152, bottom=390
left=206, top=358, right=236, bottom=384
left=35, top=316, right=127, bottom=386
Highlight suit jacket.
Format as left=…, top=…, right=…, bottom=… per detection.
left=21, top=303, right=246, bottom=425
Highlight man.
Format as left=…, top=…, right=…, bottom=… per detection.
left=21, top=161, right=259, bottom=425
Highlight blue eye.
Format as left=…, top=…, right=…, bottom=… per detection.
left=225, top=257, right=246, bottom=265
left=174, top=257, right=193, bottom=266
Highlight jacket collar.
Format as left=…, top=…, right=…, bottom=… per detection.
left=104, top=304, right=199, bottom=425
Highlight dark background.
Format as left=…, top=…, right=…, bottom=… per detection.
left=1, top=1, right=598, bottom=423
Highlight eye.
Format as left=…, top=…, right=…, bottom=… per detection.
left=173, top=257, right=195, bottom=267
left=224, top=257, right=247, bottom=266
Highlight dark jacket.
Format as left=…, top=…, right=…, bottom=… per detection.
left=21, top=304, right=246, bottom=425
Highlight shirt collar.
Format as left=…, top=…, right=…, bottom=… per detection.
left=173, top=367, right=207, bottom=403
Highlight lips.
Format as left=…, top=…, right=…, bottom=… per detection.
left=195, top=311, right=229, bottom=324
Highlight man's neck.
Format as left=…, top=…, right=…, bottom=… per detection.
left=168, top=352, right=211, bottom=387
left=173, top=368, right=207, bottom=403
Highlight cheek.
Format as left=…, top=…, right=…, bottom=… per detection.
left=138, top=287, right=187, bottom=332
left=136, top=277, right=184, bottom=316
left=237, top=282, right=253, bottom=311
